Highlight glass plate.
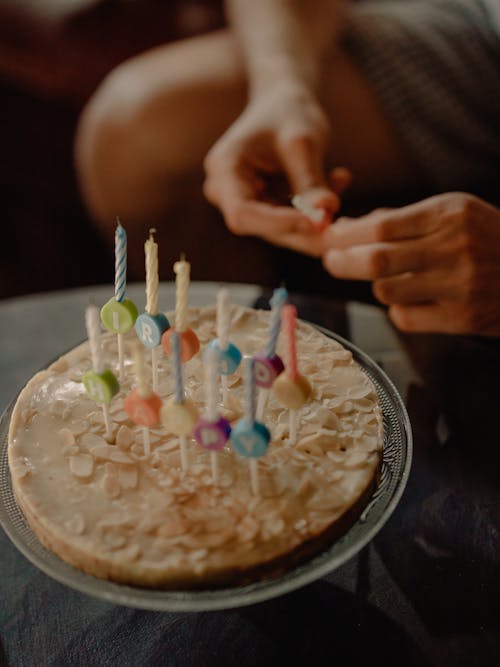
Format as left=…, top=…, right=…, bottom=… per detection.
left=0, top=326, right=412, bottom=611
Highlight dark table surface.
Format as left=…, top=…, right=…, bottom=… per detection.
left=0, top=282, right=498, bottom=667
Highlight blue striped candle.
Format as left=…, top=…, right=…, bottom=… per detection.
left=114, top=220, right=127, bottom=303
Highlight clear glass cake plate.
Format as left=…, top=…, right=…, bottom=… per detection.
left=0, top=325, right=412, bottom=611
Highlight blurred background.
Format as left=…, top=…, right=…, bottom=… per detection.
left=0, top=0, right=228, bottom=300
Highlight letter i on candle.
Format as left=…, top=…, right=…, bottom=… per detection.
left=161, top=331, right=199, bottom=472
left=82, top=304, right=119, bottom=441
left=207, top=288, right=242, bottom=407
left=194, top=346, right=231, bottom=485
left=161, top=254, right=200, bottom=363
left=100, top=219, right=139, bottom=379
left=124, top=342, right=162, bottom=458
left=272, top=305, right=312, bottom=445
left=135, top=229, right=170, bottom=393
left=230, top=357, right=270, bottom=496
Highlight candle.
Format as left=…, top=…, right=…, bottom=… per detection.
left=145, top=229, right=159, bottom=316
left=114, top=219, right=127, bottom=303
left=230, top=357, right=270, bottom=495
left=100, top=220, right=138, bottom=379
left=217, top=288, right=230, bottom=351
left=135, top=229, right=170, bottom=392
left=174, top=255, right=189, bottom=332
left=193, top=345, right=231, bottom=485
left=265, top=287, right=288, bottom=358
left=207, top=288, right=242, bottom=406
left=272, top=304, right=312, bottom=444
left=161, top=255, right=200, bottom=362
left=82, top=304, right=119, bottom=441
left=124, top=342, right=162, bottom=458
left=86, top=304, right=104, bottom=374
left=282, top=304, right=298, bottom=379
left=161, top=331, right=199, bottom=472
left=253, top=288, right=287, bottom=419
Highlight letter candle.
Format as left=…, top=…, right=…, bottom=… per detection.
left=124, top=342, right=162, bottom=458
left=161, top=254, right=200, bottom=362
left=193, top=346, right=231, bottom=484
left=135, top=229, right=170, bottom=392
left=161, top=331, right=199, bottom=472
left=100, top=220, right=138, bottom=379
left=272, top=305, right=312, bottom=444
left=230, top=357, right=270, bottom=496
left=254, top=288, right=287, bottom=420
left=207, top=288, right=242, bottom=406
left=82, top=304, right=119, bottom=441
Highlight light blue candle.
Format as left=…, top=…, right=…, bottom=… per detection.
left=265, top=287, right=288, bottom=358
left=114, top=220, right=127, bottom=303
left=171, top=331, right=184, bottom=403
left=244, top=357, right=256, bottom=425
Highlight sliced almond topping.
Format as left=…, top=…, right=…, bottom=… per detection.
left=116, top=425, right=134, bottom=450
left=69, top=419, right=90, bottom=436
left=80, top=432, right=107, bottom=449
left=69, top=454, right=94, bottom=479
left=57, top=428, right=76, bottom=447
left=103, top=531, right=127, bottom=550
left=157, top=514, right=191, bottom=538
left=236, top=515, right=260, bottom=542
left=102, top=473, right=121, bottom=499
left=11, top=457, right=34, bottom=480
left=64, top=513, right=86, bottom=535
left=91, top=444, right=133, bottom=464
left=115, top=543, right=141, bottom=562
left=118, top=464, right=138, bottom=490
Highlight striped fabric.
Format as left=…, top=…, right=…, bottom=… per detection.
left=344, top=0, right=500, bottom=193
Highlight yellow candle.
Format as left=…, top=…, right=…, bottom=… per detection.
left=145, top=229, right=159, bottom=316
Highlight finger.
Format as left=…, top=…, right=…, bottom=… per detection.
left=329, top=167, right=352, bottom=195
left=276, top=134, right=326, bottom=193
left=267, top=230, right=325, bottom=257
left=231, top=201, right=317, bottom=237
left=373, top=269, right=457, bottom=305
left=204, top=164, right=316, bottom=236
left=276, top=135, right=340, bottom=219
left=388, top=303, right=465, bottom=334
left=324, top=199, right=444, bottom=249
left=322, top=240, right=439, bottom=280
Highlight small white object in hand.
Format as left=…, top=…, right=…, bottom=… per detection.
left=291, top=194, right=324, bottom=223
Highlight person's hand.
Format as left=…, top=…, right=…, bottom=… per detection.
left=203, top=82, right=347, bottom=255
left=322, top=193, right=500, bottom=336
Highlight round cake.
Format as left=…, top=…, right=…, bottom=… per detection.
left=8, top=304, right=383, bottom=588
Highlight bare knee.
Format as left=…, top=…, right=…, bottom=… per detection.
left=75, top=31, right=246, bottom=228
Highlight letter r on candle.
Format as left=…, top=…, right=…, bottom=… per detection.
left=141, top=321, right=154, bottom=345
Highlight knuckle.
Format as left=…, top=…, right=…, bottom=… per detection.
left=389, top=306, right=413, bottom=332
left=368, top=248, right=390, bottom=277
left=372, top=279, right=393, bottom=304
left=225, top=207, right=245, bottom=236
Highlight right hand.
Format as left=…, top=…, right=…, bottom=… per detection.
left=203, top=82, right=348, bottom=255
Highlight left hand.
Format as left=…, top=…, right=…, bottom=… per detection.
left=321, top=192, right=500, bottom=336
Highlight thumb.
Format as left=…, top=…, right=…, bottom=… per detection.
left=276, top=134, right=340, bottom=220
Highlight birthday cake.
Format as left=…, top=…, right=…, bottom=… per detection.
left=8, top=303, right=383, bottom=589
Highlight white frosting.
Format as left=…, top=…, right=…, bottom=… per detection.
left=8, top=305, right=383, bottom=588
